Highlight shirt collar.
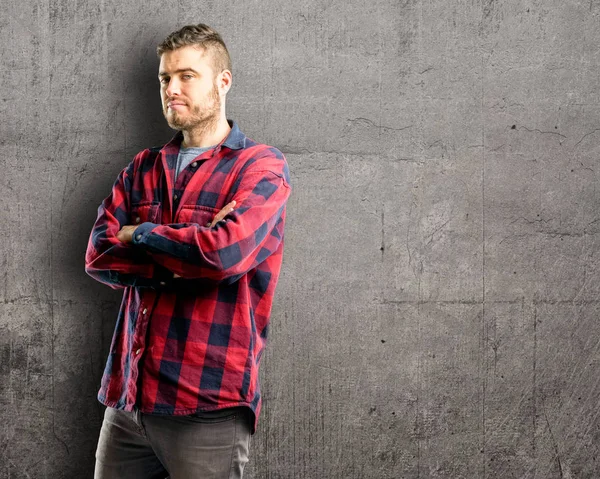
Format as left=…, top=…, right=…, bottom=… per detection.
left=221, top=120, right=246, bottom=150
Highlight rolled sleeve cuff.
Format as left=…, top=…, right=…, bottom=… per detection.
left=131, top=222, right=174, bottom=288
left=132, top=222, right=157, bottom=246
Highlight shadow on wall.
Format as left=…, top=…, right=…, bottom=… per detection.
left=70, top=34, right=175, bottom=304
left=44, top=26, right=186, bottom=478
left=123, top=48, right=174, bottom=158
left=54, top=28, right=176, bottom=415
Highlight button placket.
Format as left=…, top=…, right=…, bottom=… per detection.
left=172, top=159, right=198, bottom=217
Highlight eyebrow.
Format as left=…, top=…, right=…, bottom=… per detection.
left=158, top=68, right=200, bottom=77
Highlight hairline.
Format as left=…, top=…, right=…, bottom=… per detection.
left=157, top=44, right=229, bottom=75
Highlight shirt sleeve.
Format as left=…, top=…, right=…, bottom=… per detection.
left=84, top=158, right=173, bottom=290
left=130, top=155, right=291, bottom=282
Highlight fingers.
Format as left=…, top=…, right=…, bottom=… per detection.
left=222, top=200, right=236, bottom=212
left=116, top=225, right=136, bottom=243
left=209, top=200, right=236, bottom=227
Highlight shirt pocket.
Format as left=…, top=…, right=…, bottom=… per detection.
left=130, top=201, right=161, bottom=225
left=178, top=205, right=219, bottom=227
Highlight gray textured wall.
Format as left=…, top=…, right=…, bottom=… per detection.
left=2, top=1, right=600, bottom=478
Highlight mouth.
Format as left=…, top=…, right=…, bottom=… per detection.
left=167, top=101, right=187, bottom=111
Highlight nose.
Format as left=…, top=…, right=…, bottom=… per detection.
left=165, top=77, right=181, bottom=97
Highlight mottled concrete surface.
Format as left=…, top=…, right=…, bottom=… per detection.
left=2, top=1, right=600, bottom=478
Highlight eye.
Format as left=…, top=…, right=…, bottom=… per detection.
left=182, top=74, right=193, bottom=80
left=159, top=77, right=169, bottom=85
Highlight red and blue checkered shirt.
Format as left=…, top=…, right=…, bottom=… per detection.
left=85, top=121, right=291, bottom=433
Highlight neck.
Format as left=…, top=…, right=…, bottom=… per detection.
left=182, top=116, right=231, bottom=148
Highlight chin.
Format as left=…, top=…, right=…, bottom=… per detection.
left=166, top=114, right=185, bottom=129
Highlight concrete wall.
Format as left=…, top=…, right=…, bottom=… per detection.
left=2, top=1, right=600, bottom=477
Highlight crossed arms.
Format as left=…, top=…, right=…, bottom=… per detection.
left=85, top=152, right=291, bottom=290
left=115, top=200, right=235, bottom=245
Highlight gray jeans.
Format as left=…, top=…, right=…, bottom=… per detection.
left=94, top=406, right=252, bottom=479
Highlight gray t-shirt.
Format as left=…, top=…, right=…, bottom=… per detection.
left=175, top=145, right=216, bottom=179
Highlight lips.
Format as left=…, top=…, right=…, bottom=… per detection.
left=167, top=100, right=187, bottom=110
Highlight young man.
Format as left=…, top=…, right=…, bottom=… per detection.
left=85, top=24, right=291, bottom=478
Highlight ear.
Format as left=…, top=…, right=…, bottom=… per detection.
left=218, top=70, right=232, bottom=95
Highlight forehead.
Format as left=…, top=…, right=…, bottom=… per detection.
left=158, top=45, right=214, bottom=75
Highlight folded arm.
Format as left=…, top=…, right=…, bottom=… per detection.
left=84, top=159, right=171, bottom=290
left=128, top=161, right=291, bottom=282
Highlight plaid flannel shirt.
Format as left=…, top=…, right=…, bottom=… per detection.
left=85, top=121, right=291, bottom=433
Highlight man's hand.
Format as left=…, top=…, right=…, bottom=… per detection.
left=172, top=200, right=236, bottom=278
left=116, top=225, right=138, bottom=243
left=117, top=200, right=236, bottom=245
left=208, top=200, right=236, bottom=227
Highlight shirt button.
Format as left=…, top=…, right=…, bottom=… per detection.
left=206, top=222, right=211, bottom=227
left=191, top=161, right=198, bottom=168
left=135, top=234, right=142, bottom=241
left=135, top=348, right=142, bottom=355
left=159, top=281, right=166, bottom=286
left=135, top=216, right=141, bottom=223
left=142, top=308, right=147, bottom=315
left=174, top=194, right=178, bottom=200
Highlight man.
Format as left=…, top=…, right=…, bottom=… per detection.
left=85, top=24, right=291, bottom=478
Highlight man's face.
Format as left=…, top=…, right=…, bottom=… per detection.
left=158, top=45, right=221, bottom=131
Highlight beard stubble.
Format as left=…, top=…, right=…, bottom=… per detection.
left=164, top=81, right=221, bottom=136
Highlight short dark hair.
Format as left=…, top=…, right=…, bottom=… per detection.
left=157, top=24, right=232, bottom=74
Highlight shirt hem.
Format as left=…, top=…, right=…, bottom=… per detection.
left=98, top=396, right=258, bottom=434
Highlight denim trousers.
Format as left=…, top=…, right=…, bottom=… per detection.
left=94, top=406, right=252, bottom=479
